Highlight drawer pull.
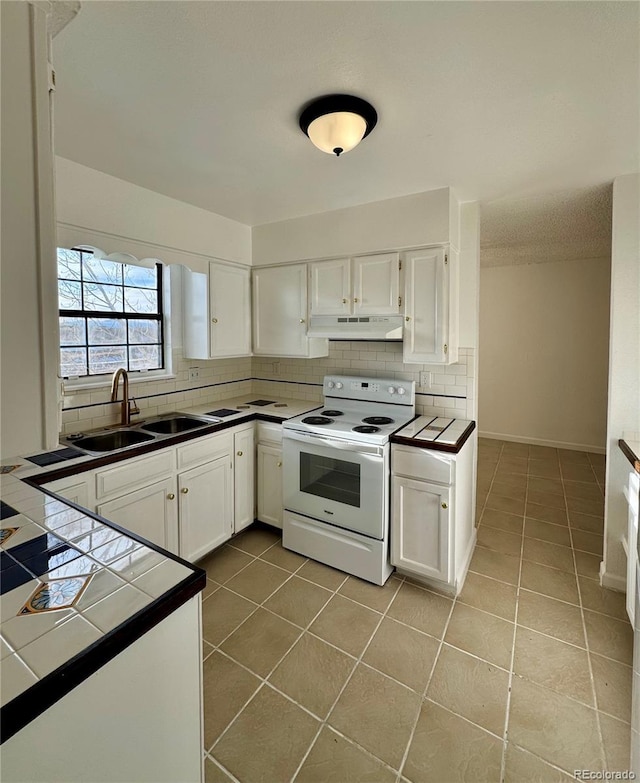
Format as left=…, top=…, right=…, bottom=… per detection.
left=211, top=318, right=218, bottom=323
left=237, top=450, right=243, bottom=456
left=181, top=487, right=189, bottom=494
left=441, top=502, right=448, bottom=509
left=277, top=461, right=282, bottom=468
left=167, top=493, right=175, bottom=500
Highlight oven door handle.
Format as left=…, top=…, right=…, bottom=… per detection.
left=283, top=428, right=384, bottom=457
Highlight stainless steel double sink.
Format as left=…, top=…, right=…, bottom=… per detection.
left=62, top=413, right=223, bottom=456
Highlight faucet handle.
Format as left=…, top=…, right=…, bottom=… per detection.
left=129, top=397, right=140, bottom=416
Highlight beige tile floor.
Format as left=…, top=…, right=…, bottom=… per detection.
left=198, top=438, right=634, bottom=783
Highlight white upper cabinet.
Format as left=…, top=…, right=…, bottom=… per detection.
left=309, top=258, right=351, bottom=316
left=402, top=246, right=459, bottom=365
left=183, top=261, right=251, bottom=359
left=309, top=252, right=400, bottom=316
left=252, top=264, right=328, bottom=358
left=352, top=252, right=400, bottom=315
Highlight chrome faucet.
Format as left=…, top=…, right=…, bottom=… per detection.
left=110, top=368, right=140, bottom=426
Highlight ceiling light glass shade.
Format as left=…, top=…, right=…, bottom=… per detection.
left=299, top=95, right=377, bottom=157
left=307, top=112, right=367, bottom=156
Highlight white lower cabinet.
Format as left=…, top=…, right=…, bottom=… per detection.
left=391, top=434, right=476, bottom=594
left=44, top=474, right=91, bottom=509
left=257, top=444, right=283, bottom=528
left=97, top=477, right=178, bottom=553
left=178, top=455, right=232, bottom=561
left=392, top=476, right=451, bottom=583
left=233, top=426, right=255, bottom=534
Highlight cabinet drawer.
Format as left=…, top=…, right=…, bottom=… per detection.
left=176, top=431, right=232, bottom=471
left=392, top=445, right=453, bottom=485
left=256, top=422, right=282, bottom=445
left=95, top=450, right=175, bottom=500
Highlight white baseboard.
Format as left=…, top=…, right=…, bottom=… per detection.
left=478, top=430, right=606, bottom=455
left=455, top=528, right=478, bottom=595
left=599, top=561, right=627, bottom=592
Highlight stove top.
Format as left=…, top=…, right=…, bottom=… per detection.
left=283, top=375, right=416, bottom=445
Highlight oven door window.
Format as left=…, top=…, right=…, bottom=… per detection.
left=299, top=452, right=361, bottom=508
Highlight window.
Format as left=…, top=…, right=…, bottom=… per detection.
left=57, top=248, right=164, bottom=379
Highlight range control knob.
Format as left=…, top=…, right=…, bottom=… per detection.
left=397, top=387, right=406, bottom=395
left=327, top=381, right=335, bottom=389
left=335, top=382, right=343, bottom=389
left=388, top=386, right=396, bottom=394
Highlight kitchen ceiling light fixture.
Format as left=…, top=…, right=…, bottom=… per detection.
left=299, top=94, right=377, bottom=157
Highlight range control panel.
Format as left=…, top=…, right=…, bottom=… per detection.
left=323, top=375, right=416, bottom=406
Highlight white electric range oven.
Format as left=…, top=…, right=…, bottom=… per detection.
left=282, top=375, right=416, bottom=585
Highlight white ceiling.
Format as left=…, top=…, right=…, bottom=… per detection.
left=53, top=1, right=639, bottom=227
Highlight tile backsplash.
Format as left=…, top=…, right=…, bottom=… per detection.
left=61, top=343, right=477, bottom=434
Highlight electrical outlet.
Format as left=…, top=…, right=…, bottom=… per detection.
left=419, top=371, right=431, bottom=389
left=272, top=361, right=280, bottom=375
left=189, top=367, right=200, bottom=381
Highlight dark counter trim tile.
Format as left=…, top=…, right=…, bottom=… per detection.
left=619, top=439, right=640, bottom=474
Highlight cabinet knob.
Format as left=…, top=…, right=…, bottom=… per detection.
left=342, top=298, right=348, bottom=304
left=237, top=450, right=243, bottom=456
left=405, top=316, right=410, bottom=322
left=277, top=461, right=282, bottom=467
left=441, top=502, right=448, bottom=509
left=211, top=318, right=218, bottom=324
left=181, top=487, right=189, bottom=494
left=167, top=493, right=175, bottom=500
left=354, top=297, right=359, bottom=303
left=299, top=318, right=305, bottom=324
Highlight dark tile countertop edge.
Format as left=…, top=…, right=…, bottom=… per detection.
left=1, top=487, right=206, bottom=745
left=391, top=421, right=477, bottom=453
left=619, top=439, right=640, bottom=474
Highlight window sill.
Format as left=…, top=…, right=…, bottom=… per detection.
left=62, top=372, right=177, bottom=393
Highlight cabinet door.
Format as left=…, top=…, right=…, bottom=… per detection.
left=97, top=477, right=178, bottom=553
left=391, top=476, right=451, bottom=583
left=178, top=455, right=232, bottom=561
left=256, top=444, right=283, bottom=529
left=234, top=427, right=255, bottom=534
left=309, top=258, right=351, bottom=315
left=352, top=252, right=400, bottom=315
left=209, top=262, right=251, bottom=357
left=252, top=264, right=309, bottom=357
left=402, top=247, right=448, bottom=364
left=45, top=475, right=90, bottom=509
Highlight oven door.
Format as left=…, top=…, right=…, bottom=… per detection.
left=283, top=429, right=388, bottom=540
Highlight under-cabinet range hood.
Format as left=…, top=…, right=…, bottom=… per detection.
left=307, top=315, right=403, bottom=340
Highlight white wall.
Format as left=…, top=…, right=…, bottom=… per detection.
left=1, top=2, right=58, bottom=457
left=55, top=157, right=251, bottom=266
left=252, top=189, right=451, bottom=265
left=479, top=255, right=611, bottom=451
left=603, top=173, right=640, bottom=588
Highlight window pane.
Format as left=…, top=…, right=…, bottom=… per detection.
left=128, top=319, right=160, bottom=344
left=57, top=249, right=82, bottom=280
left=87, top=318, right=126, bottom=345
left=129, top=344, right=161, bottom=371
left=82, top=257, right=123, bottom=285
left=123, top=265, right=157, bottom=289
left=88, top=346, right=127, bottom=375
left=60, top=348, right=87, bottom=377
left=59, top=317, right=86, bottom=346
left=124, top=287, right=158, bottom=314
left=58, top=280, right=82, bottom=310
left=83, top=283, right=123, bottom=312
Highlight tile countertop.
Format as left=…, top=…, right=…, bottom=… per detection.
left=619, top=439, right=640, bottom=474
left=0, top=393, right=319, bottom=742
left=0, top=480, right=207, bottom=745
left=391, top=416, right=476, bottom=453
